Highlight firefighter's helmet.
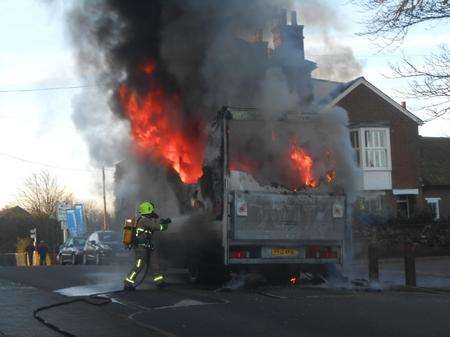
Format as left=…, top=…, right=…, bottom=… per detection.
left=138, top=201, right=154, bottom=215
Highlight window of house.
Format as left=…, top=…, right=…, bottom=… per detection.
left=425, top=197, right=441, bottom=220
left=363, top=196, right=383, bottom=213
left=350, top=130, right=360, bottom=166
left=396, top=195, right=416, bottom=219
left=364, top=129, right=388, bottom=168
left=349, top=128, right=391, bottom=170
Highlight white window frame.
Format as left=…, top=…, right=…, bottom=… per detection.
left=350, top=130, right=361, bottom=167
left=350, top=127, right=392, bottom=171
left=425, top=197, right=441, bottom=220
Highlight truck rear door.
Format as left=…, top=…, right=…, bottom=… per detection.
left=226, top=191, right=346, bottom=265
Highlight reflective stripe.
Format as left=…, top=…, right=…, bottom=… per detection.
left=136, top=259, right=143, bottom=268
left=125, top=277, right=135, bottom=284
left=128, top=271, right=137, bottom=281
left=153, top=275, right=164, bottom=282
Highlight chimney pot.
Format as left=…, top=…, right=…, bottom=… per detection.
left=291, top=10, right=297, bottom=26
left=401, top=101, right=407, bottom=108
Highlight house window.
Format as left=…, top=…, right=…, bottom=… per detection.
left=350, top=130, right=361, bottom=166
left=350, top=128, right=391, bottom=170
left=396, top=195, right=416, bottom=219
left=362, top=195, right=384, bottom=213
left=425, top=197, right=441, bottom=220
left=364, top=129, right=388, bottom=168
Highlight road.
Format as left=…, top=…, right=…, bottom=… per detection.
left=1, top=262, right=450, bottom=337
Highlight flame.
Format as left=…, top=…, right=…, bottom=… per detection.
left=290, top=143, right=318, bottom=188
left=118, top=61, right=205, bottom=184
left=326, top=170, right=336, bottom=183
left=290, top=276, right=298, bottom=285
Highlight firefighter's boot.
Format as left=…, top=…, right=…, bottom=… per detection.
left=124, top=258, right=144, bottom=291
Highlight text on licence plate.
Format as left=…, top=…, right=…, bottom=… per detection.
left=272, top=248, right=298, bottom=256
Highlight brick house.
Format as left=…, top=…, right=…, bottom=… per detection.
left=418, top=137, right=450, bottom=220
left=315, top=77, right=450, bottom=222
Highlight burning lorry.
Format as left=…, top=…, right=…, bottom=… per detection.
left=116, top=105, right=351, bottom=282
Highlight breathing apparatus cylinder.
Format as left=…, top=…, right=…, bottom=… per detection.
left=122, top=217, right=136, bottom=247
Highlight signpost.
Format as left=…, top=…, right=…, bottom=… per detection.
left=57, top=203, right=71, bottom=242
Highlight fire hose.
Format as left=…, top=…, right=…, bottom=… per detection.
left=33, top=291, right=122, bottom=337
left=34, top=217, right=167, bottom=336
left=33, top=253, right=152, bottom=337
left=33, top=249, right=153, bottom=336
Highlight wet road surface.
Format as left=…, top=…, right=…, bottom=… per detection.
left=1, top=263, right=450, bottom=337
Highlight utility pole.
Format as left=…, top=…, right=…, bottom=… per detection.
left=102, top=166, right=108, bottom=231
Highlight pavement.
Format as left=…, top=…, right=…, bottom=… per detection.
left=1, top=258, right=450, bottom=337
left=351, top=255, right=450, bottom=288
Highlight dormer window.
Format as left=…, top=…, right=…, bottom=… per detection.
left=364, top=129, right=388, bottom=169
left=350, top=127, right=391, bottom=170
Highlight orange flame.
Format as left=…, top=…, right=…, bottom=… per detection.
left=326, top=170, right=336, bottom=183
left=118, top=62, right=205, bottom=184
left=290, top=144, right=318, bottom=188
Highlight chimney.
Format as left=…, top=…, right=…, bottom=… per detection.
left=279, top=8, right=288, bottom=25
left=291, top=10, right=297, bottom=26
left=401, top=101, right=407, bottom=108
left=272, top=9, right=305, bottom=58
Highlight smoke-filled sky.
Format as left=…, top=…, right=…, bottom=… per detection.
left=0, top=0, right=448, bottom=209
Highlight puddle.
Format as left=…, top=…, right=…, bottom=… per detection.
left=54, top=283, right=122, bottom=297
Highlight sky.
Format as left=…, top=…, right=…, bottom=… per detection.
left=0, top=0, right=448, bottom=209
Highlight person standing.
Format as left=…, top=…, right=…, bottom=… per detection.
left=25, top=241, right=35, bottom=266
left=37, top=241, right=49, bottom=266
left=123, top=201, right=170, bottom=290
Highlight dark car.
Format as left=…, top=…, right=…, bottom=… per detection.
left=83, top=230, right=130, bottom=265
left=58, top=237, right=86, bottom=265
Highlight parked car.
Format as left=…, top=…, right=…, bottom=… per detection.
left=83, top=230, right=130, bottom=265
left=58, top=237, right=86, bottom=265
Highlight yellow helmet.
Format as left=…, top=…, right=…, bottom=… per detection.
left=138, top=201, right=154, bottom=215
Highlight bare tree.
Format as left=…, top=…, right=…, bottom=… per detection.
left=357, top=0, right=450, bottom=42
left=355, top=0, right=450, bottom=119
left=17, top=170, right=71, bottom=218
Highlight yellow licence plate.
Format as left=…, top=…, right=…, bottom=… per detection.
left=272, top=248, right=298, bottom=257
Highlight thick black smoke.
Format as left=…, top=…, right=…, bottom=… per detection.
left=70, top=0, right=294, bottom=119
left=68, top=0, right=297, bottom=216
left=68, top=0, right=360, bottom=223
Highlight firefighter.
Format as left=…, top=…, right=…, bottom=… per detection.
left=123, top=201, right=170, bottom=291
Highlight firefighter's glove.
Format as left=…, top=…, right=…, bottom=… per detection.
left=159, top=218, right=171, bottom=231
